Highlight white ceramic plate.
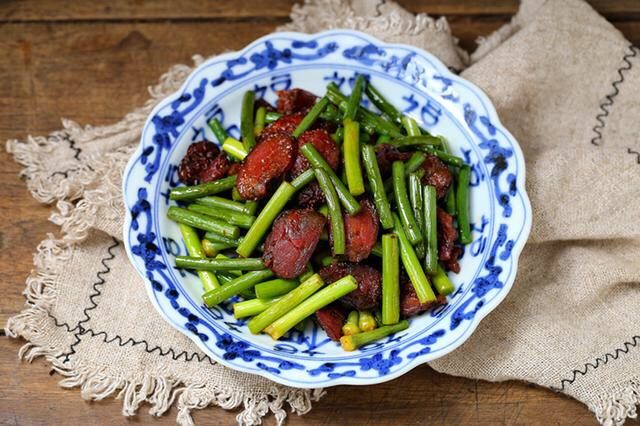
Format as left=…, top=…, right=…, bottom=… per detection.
left=123, top=29, right=532, bottom=388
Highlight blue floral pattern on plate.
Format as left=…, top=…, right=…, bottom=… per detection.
left=123, top=30, right=531, bottom=388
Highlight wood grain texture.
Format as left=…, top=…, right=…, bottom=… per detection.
left=3, top=0, right=640, bottom=20
left=0, top=337, right=599, bottom=425
left=1, top=1, right=638, bottom=425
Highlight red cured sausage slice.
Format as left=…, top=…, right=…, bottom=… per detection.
left=226, top=162, right=241, bottom=177
left=199, top=154, right=230, bottom=183
left=236, top=131, right=296, bottom=200
left=342, top=198, right=379, bottom=262
left=315, top=304, right=346, bottom=342
left=277, top=89, right=318, bottom=114
left=291, top=129, right=341, bottom=208
left=319, top=263, right=381, bottom=311
left=312, top=118, right=338, bottom=135
left=442, top=246, right=462, bottom=273
left=400, top=280, right=447, bottom=318
left=178, top=141, right=230, bottom=185
left=290, top=129, right=341, bottom=178
left=290, top=129, right=340, bottom=209
left=375, top=144, right=413, bottom=178
left=437, top=208, right=458, bottom=262
left=422, top=154, right=452, bottom=199
left=254, top=98, right=276, bottom=113
left=297, top=182, right=325, bottom=209
left=262, top=113, right=304, bottom=137
left=263, top=209, right=326, bottom=279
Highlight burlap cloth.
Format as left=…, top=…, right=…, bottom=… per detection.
left=5, top=0, right=639, bottom=424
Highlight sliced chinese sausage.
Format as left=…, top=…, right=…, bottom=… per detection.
left=315, top=304, right=347, bottom=342
left=263, top=209, right=326, bottom=279
left=319, top=263, right=381, bottom=311
left=236, top=130, right=296, bottom=200
left=262, top=112, right=304, bottom=137
left=442, top=246, right=462, bottom=273
left=312, top=118, right=338, bottom=135
left=226, top=162, right=241, bottom=177
left=422, top=154, right=452, bottom=199
left=291, top=129, right=341, bottom=178
left=199, top=154, right=230, bottom=183
left=277, top=88, right=318, bottom=114
left=400, top=280, right=447, bottom=318
left=178, top=141, right=230, bottom=185
left=341, top=198, right=379, bottom=262
left=291, top=129, right=341, bottom=209
left=297, top=182, right=325, bottom=209
left=375, top=144, right=413, bottom=178
left=437, top=208, right=458, bottom=262
left=254, top=98, right=276, bottom=113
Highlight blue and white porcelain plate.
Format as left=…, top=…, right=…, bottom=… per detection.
left=123, top=30, right=531, bottom=388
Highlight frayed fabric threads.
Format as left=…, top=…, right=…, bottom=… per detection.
left=594, top=380, right=640, bottom=426
left=5, top=55, right=203, bottom=207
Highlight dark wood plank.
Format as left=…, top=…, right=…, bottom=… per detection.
left=0, top=0, right=295, bottom=21
left=296, top=368, right=600, bottom=425
left=403, top=0, right=640, bottom=17
left=0, top=157, right=58, bottom=324
left=1, top=2, right=638, bottom=55
left=0, top=21, right=281, bottom=141
left=1, top=18, right=635, bottom=126
left=1, top=337, right=599, bottom=425
left=607, top=21, right=640, bottom=46
left=2, top=0, right=639, bottom=21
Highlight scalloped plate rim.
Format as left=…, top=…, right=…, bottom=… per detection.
left=122, top=29, right=532, bottom=388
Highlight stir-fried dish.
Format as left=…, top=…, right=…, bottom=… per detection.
left=168, top=77, right=472, bottom=351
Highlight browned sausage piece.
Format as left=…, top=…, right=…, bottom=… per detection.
left=319, top=263, right=381, bottom=311
left=226, top=162, right=241, bottom=177
left=291, top=128, right=341, bottom=208
left=315, top=304, right=347, bottom=342
left=263, top=209, right=326, bottom=279
left=422, top=154, right=452, bottom=199
left=277, top=89, right=318, bottom=114
left=342, top=198, right=379, bottom=262
left=254, top=98, right=276, bottom=113
left=178, top=141, right=230, bottom=185
left=442, top=246, right=462, bottom=273
left=375, top=144, right=413, bottom=178
left=437, top=208, right=458, bottom=262
left=290, top=129, right=341, bottom=178
left=312, top=118, right=338, bottom=135
left=199, top=154, right=230, bottom=183
left=262, top=112, right=304, bottom=137
left=297, top=182, right=325, bottom=209
left=236, top=130, right=296, bottom=200
left=400, top=280, right=447, bottom=318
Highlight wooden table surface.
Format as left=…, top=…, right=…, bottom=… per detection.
left=1, top=1, right=638, bottom=424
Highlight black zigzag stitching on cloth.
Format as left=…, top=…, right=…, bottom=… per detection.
left=76, top=238, right=120, bottom=329
left=52, top=237, right=213, bottom=365
left=553, top=336, right=640, bottom=391
left=49, top=318, right=215, bottom=365
left=75, top=328, right=215, bottom=365
left=48, top=311, right=80, bottom=333
left=591, top=44, right=639, bottom=146
left=48, top=133, right=93, bottom=179
left=58, top=237, right=119, bottom=363
left=50, top=164, right=95, bottom=179
left=65, top=133, right=82, bottom=161
left=628, top=148, right=640, bottom=164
